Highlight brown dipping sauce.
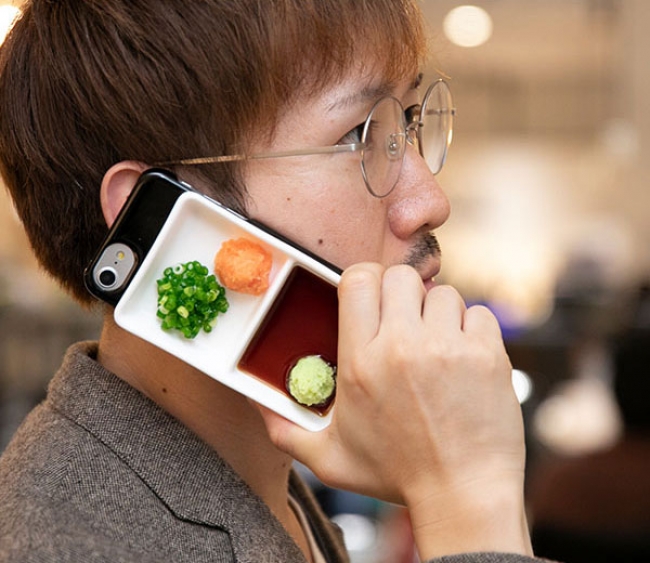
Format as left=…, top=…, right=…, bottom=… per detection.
left=237, top=266, right=338, bottom=415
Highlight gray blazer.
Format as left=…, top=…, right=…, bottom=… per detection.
left=0, top=342, right=549, bottom=563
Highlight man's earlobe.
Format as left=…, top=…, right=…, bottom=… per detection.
left=100, top=161, right=149, bottom=227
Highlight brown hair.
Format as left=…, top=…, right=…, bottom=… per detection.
left=0, top=0, right=426, bottom=305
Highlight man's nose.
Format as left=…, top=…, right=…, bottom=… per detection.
left=387, top=143, right=451, bottom=240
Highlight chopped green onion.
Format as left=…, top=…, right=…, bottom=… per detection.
left=156, top=260, right=229, bottom=339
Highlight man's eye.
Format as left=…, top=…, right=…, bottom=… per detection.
left=338, top=123, right=364, bottom=145
left=405, top=104, right=421, bottom=125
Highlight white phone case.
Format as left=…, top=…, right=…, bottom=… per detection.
left=115, top=191, right=339, bottom=431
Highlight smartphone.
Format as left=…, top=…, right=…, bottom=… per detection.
left=85, top=168, right=341, bottom=431
left=84, top=169, right=191, bottom=306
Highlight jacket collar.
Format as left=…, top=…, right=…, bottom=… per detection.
left=48, top=342, right=339, bottom=562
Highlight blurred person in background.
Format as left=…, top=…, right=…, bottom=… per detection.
left=0, top=1, right=552, bottom=562
left=529, top=285, right=650, bottom=562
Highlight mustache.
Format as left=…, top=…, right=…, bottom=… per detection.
left=404, top=231, right=441, bottom=270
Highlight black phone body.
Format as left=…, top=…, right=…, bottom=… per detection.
left=83, top=169, right=190, bottom=306
left=84, top=168, right=341, bottom=307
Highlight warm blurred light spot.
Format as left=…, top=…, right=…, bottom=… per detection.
left=443, top=5, right=493, bottom=48
left=331, top=513, right=378, bottom=557
left=0, top=5, right=20, bottom=45
left=533, top=376, right=622, bottom=456
left=512, top=369, right=533, bottom=404
left=599, top=117, right=639, bottom=161
left=438, top=142, right=563, bottom=328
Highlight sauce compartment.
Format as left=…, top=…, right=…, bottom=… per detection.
left=237, top=265, right=339, bottom=416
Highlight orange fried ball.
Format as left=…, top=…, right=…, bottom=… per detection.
left=214, top=237, right=272, bottom=296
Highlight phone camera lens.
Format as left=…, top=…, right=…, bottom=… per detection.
left=98, top=267, right=118, bottom=289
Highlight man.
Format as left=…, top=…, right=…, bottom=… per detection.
left=0, top=1, right=548, bottom=561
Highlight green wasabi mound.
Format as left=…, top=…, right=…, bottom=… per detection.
left=287, top=355, right=336, bottom=406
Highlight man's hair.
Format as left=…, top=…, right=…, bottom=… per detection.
left=0, top=0, right=426, bottom=305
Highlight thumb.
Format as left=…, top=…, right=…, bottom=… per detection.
left=251, top=401, right=326, bottom=466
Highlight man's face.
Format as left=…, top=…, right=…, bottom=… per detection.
left=243, top=70, right=451, bottom=289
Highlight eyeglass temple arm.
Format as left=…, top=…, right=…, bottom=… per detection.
left=155, top=142, right=365, bottom=167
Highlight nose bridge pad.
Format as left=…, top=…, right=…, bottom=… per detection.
left=405, top=123, right=419, bottom=149
left=387, top=132, right=406, bottom=161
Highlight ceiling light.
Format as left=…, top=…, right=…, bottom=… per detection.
left=443, top=5, right=493, bottom=48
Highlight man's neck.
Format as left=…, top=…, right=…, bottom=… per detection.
left=96, top=314, right=296, bottom=517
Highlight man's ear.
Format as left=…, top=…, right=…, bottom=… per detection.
left=100, top=161, right=149, bottom=227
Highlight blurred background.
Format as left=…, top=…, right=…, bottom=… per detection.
left=0, top=1, right=648, bottom=562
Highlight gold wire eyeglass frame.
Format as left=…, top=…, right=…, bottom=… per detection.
left=155, top=79, right=455, bottom=198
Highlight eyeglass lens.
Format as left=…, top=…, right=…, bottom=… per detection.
left=360, top=80, right=453, bottom=197
left=361, top=97, right=407, bottom=198
left=419, top=80, right=453, bottom=175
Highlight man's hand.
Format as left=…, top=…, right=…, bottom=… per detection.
left=257, top=262, right=533, bottom=558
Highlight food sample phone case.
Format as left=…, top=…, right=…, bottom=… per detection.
left=114, top=191, right=340, bottom=431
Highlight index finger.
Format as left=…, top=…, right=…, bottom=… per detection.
left=338, top=263, right=383, bottom=352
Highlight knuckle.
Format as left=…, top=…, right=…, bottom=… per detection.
left=431, top=283, right=461, bottom=299
left=467, top=303, right=498, bottom=325
left=374, top=331, right=416, bottom=372
left=340, top=263, right=381, bottom=289
left=344, top=351, right=374, bottom=393
left=388, top=339, right=416, bottom=370
left=383, top=264, right=421, bottom=287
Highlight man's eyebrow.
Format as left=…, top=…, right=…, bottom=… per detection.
left=326, top=82, right=394, bottom=113
left=327, top=73, right=425, bottom=113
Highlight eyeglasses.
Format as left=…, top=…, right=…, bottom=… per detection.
left=156, top=79, right=455, bottom=198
